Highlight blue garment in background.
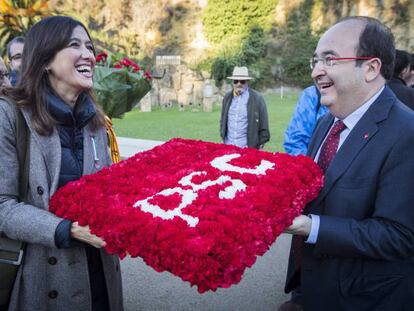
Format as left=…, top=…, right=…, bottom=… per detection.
left=9, top=70, right=19, bottom=86
left=283, top=86, right=328, bottom=155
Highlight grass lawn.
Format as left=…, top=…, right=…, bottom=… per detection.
left=112, top=90, right=300, bottom=152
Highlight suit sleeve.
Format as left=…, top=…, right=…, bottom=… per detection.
left=314, top=131, right=414, bottom=260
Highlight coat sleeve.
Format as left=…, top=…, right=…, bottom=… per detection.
left=0, top=100, right=61, bottom=247
left=257, top=94, right=270, bottom=147
left=314, top=130, right=414, bottom=260
left=219, top=93, right=230, bottom=142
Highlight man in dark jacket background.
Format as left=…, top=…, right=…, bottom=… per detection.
left=220, top=66, right=270, bottom=149
left=387, top=49, right=414, bottom=110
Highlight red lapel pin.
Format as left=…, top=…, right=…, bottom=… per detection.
left=363, top=133, right=369, bottom=139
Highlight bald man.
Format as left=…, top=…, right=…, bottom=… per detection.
left=282, top=16, right=414, bottom=310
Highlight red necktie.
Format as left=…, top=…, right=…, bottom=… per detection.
left=317, top=120, right=346, bottom=172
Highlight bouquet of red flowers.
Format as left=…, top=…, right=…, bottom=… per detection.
left=50, top=139, right=323, bottom=293
left=93, top=52, right=152, bottom=118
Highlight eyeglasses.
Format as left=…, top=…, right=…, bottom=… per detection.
left=310, top=56, right=375, bottom=70
left=10, top=54, right=22, bottom=61
left=0, top=71, right=9, bottom=80
left=233, top=80, right=246, bottom=85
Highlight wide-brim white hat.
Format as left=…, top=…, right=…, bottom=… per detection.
left=227, top=66, right=253, bottom=80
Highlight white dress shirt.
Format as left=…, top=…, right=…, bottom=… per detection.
left=224, top=88, right=249, bottom=147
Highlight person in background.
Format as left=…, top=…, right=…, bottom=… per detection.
left=6, top=36, right=24, bottom=86
left=387, top=49, right=414, bottom=110
left=0, top=16, right=123, bottom=311
left=0, top=58, right=11, bottom=88
left=281, top=16, right=414, bottom=310
left=220, top=66, right=270, bottom=149
left=283, top=85, right=328, bottom=155
left=407, top=53, right=414, bottom=87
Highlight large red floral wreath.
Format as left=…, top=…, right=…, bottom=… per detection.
left=50, top=138, right=323, bottom=293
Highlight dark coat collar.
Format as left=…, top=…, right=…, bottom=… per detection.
left=389, top=76, right=407, bottom=86
left=47, top=90, right=96, bottom=128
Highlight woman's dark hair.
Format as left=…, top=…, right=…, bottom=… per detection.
left=2, top=15, right=105, bottom=136
left=337, top=16, right=395, bottom=80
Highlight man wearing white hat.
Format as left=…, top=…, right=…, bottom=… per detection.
left=220, top=66, right=270, bottom=149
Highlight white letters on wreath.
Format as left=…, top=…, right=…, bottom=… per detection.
left=210, top=154, right=275, bottom=175
left=133, top=153, right=275, bottom=227
left=134, top=187, right=199, bottom=227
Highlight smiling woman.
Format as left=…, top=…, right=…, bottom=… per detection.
left=0, top=16, right=123, bottom=311
left=47, top=26, right=96, bottom=107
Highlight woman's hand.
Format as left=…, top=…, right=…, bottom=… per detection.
left=70, top=221, right=106, bottom=248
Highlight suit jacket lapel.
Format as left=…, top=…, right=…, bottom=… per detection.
left=313, top=115, right=378, bottom=207
left=307, top=114, right=334, bottom=159
left=21, top=108, right=61, bottom=195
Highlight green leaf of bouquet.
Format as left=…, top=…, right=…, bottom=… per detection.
left=93, top=66, right=151, bottom=118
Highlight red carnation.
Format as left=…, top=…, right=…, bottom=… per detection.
left=121, top=57, right=140, bottom=72
left=96, top=51, right=108, bottom=63
left=144, top=70, right=152, bottom=80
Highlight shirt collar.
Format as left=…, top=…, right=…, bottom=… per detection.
left=337, top=86, right=384, bottom=131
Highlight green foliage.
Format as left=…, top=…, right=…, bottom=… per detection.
left=211, top=55, right=239, bottom=87
left=0, top=0, right=52, bottom=56
left=277, top=3, right=321, bottom=88
left=202, top=0, right=277, bottom=45
left=201, top=0, right=323, bottom=88
left=211, top=26, right=267, bottom=88
left=248, top=58, right=273, bottom=90
left=279, top=30, right=319, bottom=87
left=240, top=26, right=266, bottom=65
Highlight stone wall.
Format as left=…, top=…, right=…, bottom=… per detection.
left=140, top=59, right=230, bottom=112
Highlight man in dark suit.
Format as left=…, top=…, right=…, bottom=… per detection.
left=387, top=49, right=414, bottom=110
left=281, top=16, right=414, bottom=311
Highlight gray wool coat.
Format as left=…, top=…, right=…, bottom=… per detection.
left=0, top=99, right=123, bottom=311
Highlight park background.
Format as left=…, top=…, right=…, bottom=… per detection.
left=3, top=0, right=414, bottom=149
left=2, top=0, right=413, bottom=150
left=0, top=0, right=414, bottom=147
left=2, top=1, right=414, bottom=309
